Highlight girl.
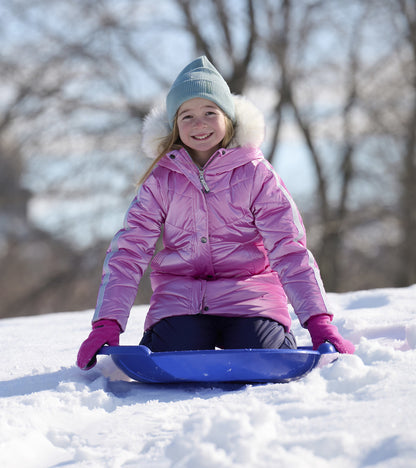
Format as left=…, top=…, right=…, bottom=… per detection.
left=77, top=56, right=354, bottom=370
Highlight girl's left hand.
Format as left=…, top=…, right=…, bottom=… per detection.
left=306, top=314, right=355, bottom=354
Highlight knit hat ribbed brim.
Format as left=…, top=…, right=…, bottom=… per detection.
left=166, top=56, right=235, bottom=129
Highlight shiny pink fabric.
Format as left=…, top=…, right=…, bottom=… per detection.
left=93, top=146, right=330, bottom=332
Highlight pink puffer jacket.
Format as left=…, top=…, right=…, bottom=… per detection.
left=93, top=96, right=331, bottom=332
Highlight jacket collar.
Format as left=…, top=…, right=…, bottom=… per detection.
left=157, top=146, right=264, bottom=194
left=141, top=95, right=265, bottom=161
left=158, top=145, right=263, bottom=174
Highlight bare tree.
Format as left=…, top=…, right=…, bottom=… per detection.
left=2, top=0, right=416, bottom=318
left=257, top=0, right=362, bottom=289
left=176, top=0, right=257, bottom=93
left=257, top=0, right=416, bottom=291
left=395, top=0, right=416, bottom=285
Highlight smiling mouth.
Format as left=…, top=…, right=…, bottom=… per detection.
left=192, top=133, right=212, bottom=141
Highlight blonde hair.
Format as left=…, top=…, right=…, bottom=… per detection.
left=138, top=112, right=235, bottom=186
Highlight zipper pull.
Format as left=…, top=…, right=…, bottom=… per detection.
left=199, top=169, right=210, bottom=193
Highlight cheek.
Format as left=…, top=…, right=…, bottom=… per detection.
left=218, top=120, right=227, bottom=137
left=177, top=123, right=189, bottom=140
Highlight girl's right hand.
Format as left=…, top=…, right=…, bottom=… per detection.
left=76, top=319, right=121, bottom=370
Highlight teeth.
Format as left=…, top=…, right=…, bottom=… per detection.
left=193, top=134, right=210, bottom=140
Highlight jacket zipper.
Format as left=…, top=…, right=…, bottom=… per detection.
left=199, top=168, right=210, bottom=193
left=193, top=149, right=223, bottom=193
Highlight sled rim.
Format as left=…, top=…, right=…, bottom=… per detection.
left=98, top=343, right=337, bottom=383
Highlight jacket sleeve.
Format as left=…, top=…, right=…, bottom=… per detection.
left=251, top=159, right=331, bottom=326
left=92, top=174, right=165, bottom=331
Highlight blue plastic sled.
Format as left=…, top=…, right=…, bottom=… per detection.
left=98, top=343, right=338, bottom=384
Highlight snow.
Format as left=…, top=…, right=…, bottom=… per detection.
left=1, top=286, right=416, bottom=468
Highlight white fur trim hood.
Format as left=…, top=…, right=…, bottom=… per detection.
left=141, top=95, right=265, bottom=159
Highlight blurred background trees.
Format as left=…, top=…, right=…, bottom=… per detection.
left=1, top=0, right=415, bottom=318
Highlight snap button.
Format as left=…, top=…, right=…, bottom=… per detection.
left=169, top=154, right=176, bottom=159
left=204, top=306, right=209, bottom=311
left=201, top=237, right=208, bottom=243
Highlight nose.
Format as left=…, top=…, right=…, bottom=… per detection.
left=192, top=116, right=206, bottom=128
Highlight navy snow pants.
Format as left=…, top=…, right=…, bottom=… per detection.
left=139, top=315, right=297, bottom=352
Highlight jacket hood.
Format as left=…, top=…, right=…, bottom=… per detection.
left=141, top=94, right=265, bottom=160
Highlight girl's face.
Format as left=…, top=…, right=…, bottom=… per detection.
left=177, top=98, right=227, bottom=166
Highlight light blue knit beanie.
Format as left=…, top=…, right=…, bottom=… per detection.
left=166, top=56, right=235, bottom=129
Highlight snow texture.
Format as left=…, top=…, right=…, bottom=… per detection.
left=1, top=285, right=416, bottom=468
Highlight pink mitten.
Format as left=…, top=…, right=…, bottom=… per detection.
left=77, top=319, right=121, bottom=370
left=307, top=314, right=355, bottom=354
